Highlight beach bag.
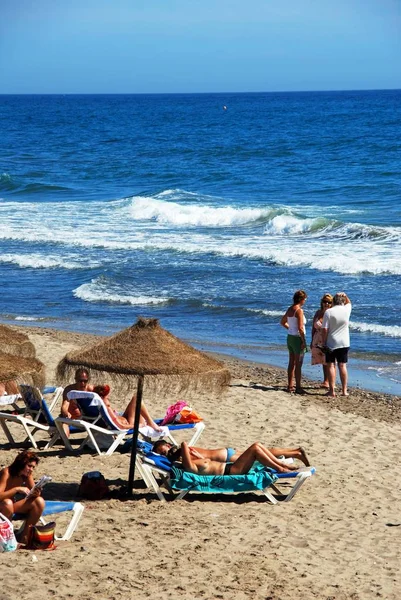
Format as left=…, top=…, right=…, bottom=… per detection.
left=78, top=471, right=109, bottom=500
left=0, top=513, right=18, bottom=553
left=174, top=406, right=203, bottom=424
left=26, top=521, right=56, bottom=551
left=161, top=401, right=188, bottom=425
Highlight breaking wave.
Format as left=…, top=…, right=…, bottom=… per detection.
left=74, top=280, right=170, bottom=306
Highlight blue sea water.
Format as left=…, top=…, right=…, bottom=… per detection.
left=1, top=91, right=400, bottom=394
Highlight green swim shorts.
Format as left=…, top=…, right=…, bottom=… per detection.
left=287, top=334, right=305, bottom=355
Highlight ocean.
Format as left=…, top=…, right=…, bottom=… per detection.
left=1, top=91, right=400, bottom=394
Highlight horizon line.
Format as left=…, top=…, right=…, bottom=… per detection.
left=0, top=87, right=400, bottom=97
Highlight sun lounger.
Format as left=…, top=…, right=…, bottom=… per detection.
left=13, top=500, right=85, bottom=541
left=135, top=441, right=316, bottom=503
left=19, top=384, right=63, bottom=421
left=55, top=391, right=205, bottom=456
left=0, top=385, right=64, bottom=449
left=0, top=393, right=22, bottom=411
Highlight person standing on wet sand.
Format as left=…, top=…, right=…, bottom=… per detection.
left=280, top=290, right=308, bottom=394
left=321, top=292, right=352, bottom=397
left=311, top=293, right=333, bottom=389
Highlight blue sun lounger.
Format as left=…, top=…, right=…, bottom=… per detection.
left=55, top=391, right=205, bottom=456
left=0, top=385, right=64, bottom=449
left=13, top=500, right=85, bottom=541
left=135, top=441, right=316, bottom=503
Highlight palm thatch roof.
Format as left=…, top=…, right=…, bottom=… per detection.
left=0, top=324, right=37, bottom=358
left=57, top=318, right=230, bottom=395
left=0, top=351, right=46, bottom=389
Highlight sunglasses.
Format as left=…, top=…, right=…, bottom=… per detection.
left=323, top=301, right=332, bottom=305
left=78, top=379, right=89, bottom=383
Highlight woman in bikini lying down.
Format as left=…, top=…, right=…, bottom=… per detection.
left=152, top=440, right=310, bottom=475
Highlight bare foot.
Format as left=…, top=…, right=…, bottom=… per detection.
left=16, top=534, right=29, bottom=546
left=325, top=391, right=335, bottom=397
left=299, top=447, right=310, bottom=467
left=341, top=392, right=349, bottom=397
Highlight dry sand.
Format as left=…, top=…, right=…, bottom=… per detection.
left=1, top=326, right=400, bottom=600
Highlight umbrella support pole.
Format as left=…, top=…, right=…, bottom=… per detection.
left=128, top=375, right=144, bottom=495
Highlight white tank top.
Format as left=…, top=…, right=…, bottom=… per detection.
left=287, top=312, right=306, bottom=336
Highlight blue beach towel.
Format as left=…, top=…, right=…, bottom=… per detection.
left=170, top=464, right=277, bottom=493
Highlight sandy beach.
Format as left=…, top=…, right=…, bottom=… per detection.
left=1, top=325, right=400, bottom=600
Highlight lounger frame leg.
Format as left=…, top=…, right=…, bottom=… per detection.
left=0, top=419, right=16, bottom=445
left=20, top=421, right=40, bottom=448
left=51, top=502, right=85, bottom=541
left=139, top=463, right=168, bottom=502
left=264, top=470, right=313, bottom=503
left=54, top=419, right=75, bottom=451
left=187, top=422, right=205, bottom=446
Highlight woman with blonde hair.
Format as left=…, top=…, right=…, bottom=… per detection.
left=311, top=293, right=333, bottom=389
left=280, top=289, right=308, bottom=394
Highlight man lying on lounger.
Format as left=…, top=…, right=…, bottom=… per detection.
left=152, top=440, right=310, bottom=475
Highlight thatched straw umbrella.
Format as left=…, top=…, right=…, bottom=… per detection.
left=0, top=324, right=37, bottom=358
left=56, top=317, right=231, bottom=493
left=0, top=351, right=46, bottom=390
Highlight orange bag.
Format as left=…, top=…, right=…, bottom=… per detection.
left=175, top=407, right=203, bottom=424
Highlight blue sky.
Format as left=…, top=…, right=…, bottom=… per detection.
left=1, top=0, right=400, bottom=93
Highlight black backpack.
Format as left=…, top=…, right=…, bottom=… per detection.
left=78, top=471, right=110, bottom=500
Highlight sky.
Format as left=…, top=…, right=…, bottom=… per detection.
left=0, top=0, right=400, bottom=94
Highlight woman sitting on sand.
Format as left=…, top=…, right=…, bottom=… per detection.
left=0, top=450, right=45, bottom=546
left=93, top=384, right=165, bottom=432
left=153, top=440, right=310, bottom=475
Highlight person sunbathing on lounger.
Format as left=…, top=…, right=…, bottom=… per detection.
left=61, top=367, right=94, bottom=420
left=0, top=450, right=45, bottom=546
left=93, top=384, right=164, bottom=432
left=153, top=440, right=310, bottom=475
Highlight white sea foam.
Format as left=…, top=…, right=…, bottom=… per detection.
left=264, top=214, right=324, bottom=235
left=0, top=194, right=400, bottom=276
left=202, top=237, right=401, bottom=276
left=156, top=189, right=201, bottom=199
left=368, top=364, right=401, bottom=384
left=350, top=321, right=401, bottom=338
left=246, top=308, right=284, bottom=317
left=0, top=253, right=95, bottom=270
left=74, top=282, right=169, bottom=306
left=128, top=196, right=271, bottom=227
left=14, top=316, right=48, bottom=322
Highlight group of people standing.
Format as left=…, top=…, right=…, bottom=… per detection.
left=281, top=290, right=352, bottom=397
